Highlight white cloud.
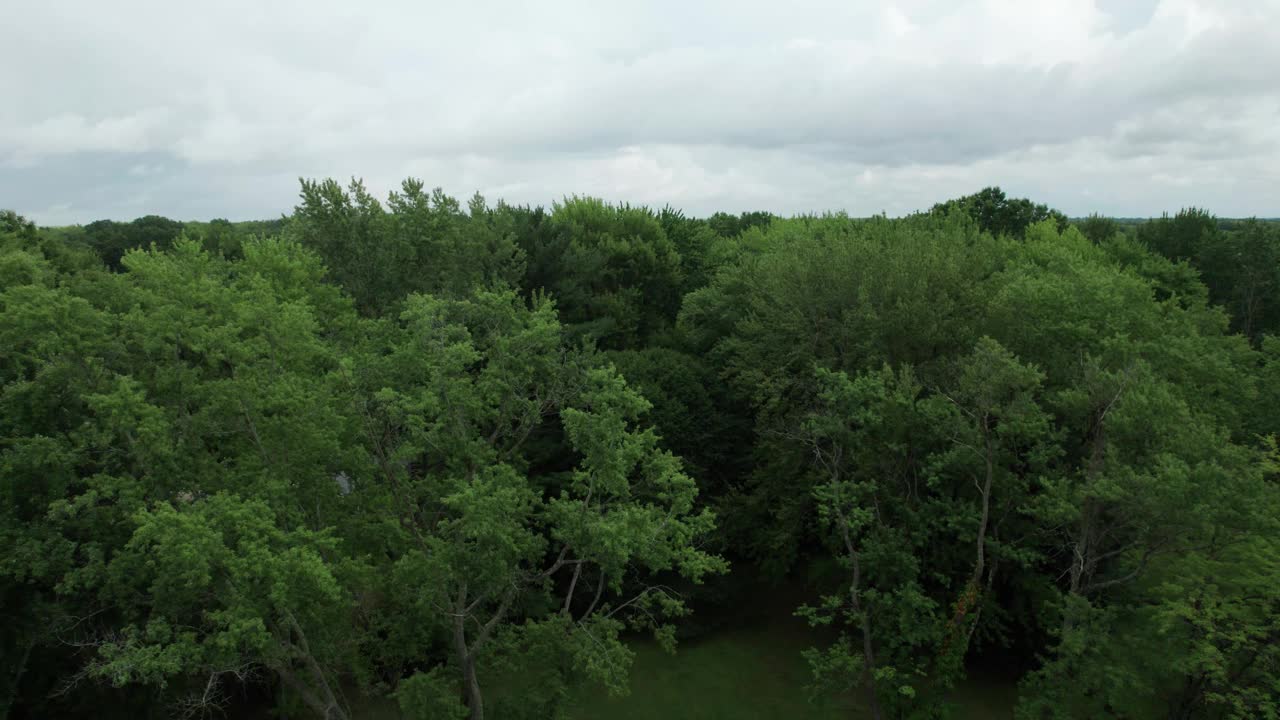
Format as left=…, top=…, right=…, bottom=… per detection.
left=0, top=0, right=1277, bottom=222
left=2, top=109, right=172, bottom=159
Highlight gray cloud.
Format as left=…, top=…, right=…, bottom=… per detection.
left=2, top=0, right=1278, bottom=223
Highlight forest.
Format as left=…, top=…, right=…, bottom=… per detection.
left=2, top=184, right=1278, bottom=720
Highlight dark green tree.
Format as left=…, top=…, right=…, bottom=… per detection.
left=932, top=187, right=1069, bottom=239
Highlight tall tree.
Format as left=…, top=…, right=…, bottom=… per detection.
left=519, top=197, right=684, bottom=350
left=932, top=187, right=1069, bottom=239
left=347, top=289, right=724, bottom=719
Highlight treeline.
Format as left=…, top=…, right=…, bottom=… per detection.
left=38, top=215, right=287, bottom=270
left=1, top=184, right=1278, bottom=720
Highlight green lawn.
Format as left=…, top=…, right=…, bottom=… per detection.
left=339, top=597, right=1019, bottom=719
left=567, top=614, right=1018, bottom=720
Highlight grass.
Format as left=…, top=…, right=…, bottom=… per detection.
left=566, top=608, right=1018, bottom=720
left=336, top=583, right=1020, bottom=719
left=567, top=622, right=857, bottom=719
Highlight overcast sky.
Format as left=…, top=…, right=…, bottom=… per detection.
left=2, top=0, right=1278, bottom=224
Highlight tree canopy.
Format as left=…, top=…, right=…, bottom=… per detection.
left=3, top=185, right=1278, bottom=720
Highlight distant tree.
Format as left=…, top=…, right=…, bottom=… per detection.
left=0, top=210, right=36, bottom=241
left=514, top=197, right=683, bottom=350
left=657, top=207, right=720, bottom=296
left=81, top=215, right=185, bottom=269
left=1074, top=213, right=1121, bottom=244
left=1196, top=219, right=1280, bottom=341
left=1135, top=207, right=1217, bottom=262
left=194, top=218, right=243, bottom=257
left=932, top=187, right=1068, bottom=238
left=291, top=178, right=523, bottom=316
left=1136, top=210, right=1280, bottom=342
left=707, top=210, right=774, bottom=239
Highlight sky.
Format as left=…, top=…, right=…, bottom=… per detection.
left=2, top=0, right=1278, bottom=224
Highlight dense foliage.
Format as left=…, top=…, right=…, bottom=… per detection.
left=2, top=187, right=1278, bottom=720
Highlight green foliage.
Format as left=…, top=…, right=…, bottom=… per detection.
left=1194, top=218, right=1280, bottom=341
left=5, top=187, right=1278, bottom=720
left=1074, top=213, right=1121, bottom=244
left=1131, top=209, right=1280, bottom=342
left=290, top=178, right=524, bottom=315
left=707, top=210, right=775, bottom=239
left=396, top=668, right=467, bottom=720
left=931, top=187, right=1069, bottom=239
left=516, top=197, right=684, bottom=349
left=81, top=215, right=185, bottom=270
left=340, top=286, right=724, bottom=718
left=1136, top=207, right=1218, bottom=262
left=605, top=347, right=747, bottom=492
left=92, top=494, right=350, bottom=715
left=687, top=212, right=1004, bottom=571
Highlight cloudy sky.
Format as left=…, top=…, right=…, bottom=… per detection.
left=2, top=0, right=1278, bottom=224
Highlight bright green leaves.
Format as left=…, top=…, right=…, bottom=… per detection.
left=346, top=282, right=722, bottom=717
left=0, top=229, right=370, bottom=716
left=92, top=493, right=346, bottom=706
left=10, top=185, right=1278, bottom=720
left=678, top=206, right=1279, bottom=718
left=1149, top=535, right=1280, bottom=719
left=436, top=463, right=544, bottom=589
left=554, top=364, right=721, bottom=587
left=292, top=178, right=525, bottom=316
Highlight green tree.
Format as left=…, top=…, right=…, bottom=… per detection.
left=797, top=365, right=940, bottom=719
left=82, top=215, right=185, bottom=270
left=707, top=210, right=775, bottom=239
left=931, top=337, right=1054, bottom=675
left=291, top=179, right=524, bottom=316
left=1135, top=208, right=1217, bottom=263
left=932, top=187, right=1069, bottom=239
left=348, top=289, right=725, bottom=719
left=686, top=212, right=1003, bottom=571
left=290, top=177, right=399, bottom=314
left=522, top=197, right=684, bottom=350
left=1197, top=219, right=1280, bottom=341
left=1, top=235, right=363, bottom=717
left=1074, top=213, right=1121, bottom=244
left=91, top=495, right=353, bottom=719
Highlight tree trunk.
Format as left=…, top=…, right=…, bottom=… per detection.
left=461, top=653, right=484, bottom=720
left=837, top=509, right=882, bottom=720
left=452, top=601, right=486, bottom=720
left=1065, top=410, right=1108, bottom=636
left=941, top=431, right=997, bottom=672
left=276, top=614, right=348, bottom=720
left=1063, top=498, right=1092, bottom=637
left=856, top=600, right=883, bottom=720
left=960, top=434, right=996, bottom=650
left=974, top=440, right=993, bottom=588
left=964, top=554, right=998, bottom=650
left=1, top=635, right=35, bottom=719
left=1166, top=667, right=1207, bottom=720
left=276, top=666, right=350, bottom=720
